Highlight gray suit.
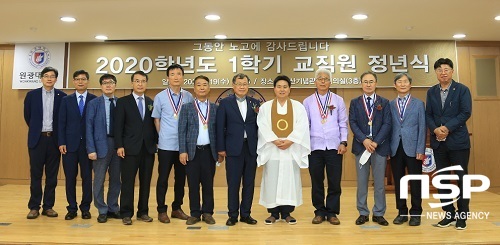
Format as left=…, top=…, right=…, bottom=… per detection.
left=389, top=95, right=426, bottom=216
left=389, top=96, right=426, bottom=157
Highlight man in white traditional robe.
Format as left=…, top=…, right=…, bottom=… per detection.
left=256, top=75, right=311, bottom=225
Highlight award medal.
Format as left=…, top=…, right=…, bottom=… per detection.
left=315, top=91, right=332, bottom=124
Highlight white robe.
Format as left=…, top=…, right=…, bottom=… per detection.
left=256, top=99, right=311, bottom=208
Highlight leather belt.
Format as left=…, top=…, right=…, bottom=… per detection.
left=41, top=132, right=53, bottom=137
left=196, top=144, right=210, bottom=150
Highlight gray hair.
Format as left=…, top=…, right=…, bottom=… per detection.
left=232, top=73, right=250, bottom=84
left=315, top=68, right=331, bottom=81
left=393, top=72, right=412, bottom=84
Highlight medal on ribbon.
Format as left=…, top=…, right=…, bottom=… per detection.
left=396, top=95, right=411, bottom=121
left=315, top=91, right=332, bottom=124
left=167, top=88, right=183, bottom=119
left=363, top=94, right=376, bottom=126
left=194, top=100, right=210, bottom=130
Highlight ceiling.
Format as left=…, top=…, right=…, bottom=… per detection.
left=1, top=0, right=499, bottom=44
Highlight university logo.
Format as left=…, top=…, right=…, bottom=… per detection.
left=215, top=88, right=266, bottom=105
left=28, top=46, right=51, bottom=69
left=400, top=165, right=490, bottom=208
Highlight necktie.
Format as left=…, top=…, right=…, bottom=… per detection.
left=366, top=97, right=372, bottom=114
left=109, top=98, right=115, bottom=136
left=399, top=98, right=404, bottom=120
left=78, top=95, right=84, bottom=116
left=138, top=97, right=144, bottom=120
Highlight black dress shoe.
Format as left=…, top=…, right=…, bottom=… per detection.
left=240, top=216, right=257, bottom=225
left=409, top=216, right=421, bottom=226
left=107, top=211, right=121, bottom=219
left=81, top=211, right=91, bottom=219
left=372, top=216, right=389, bottom=226
left=355, top=215, right=369, bottom=225
left=65, top=212, right=77, bottom=220
left=226, top=217, right=238, bottom=226
left=97, top=214, right=108, bottom=223
left=393, top=215, right=408, bottom=225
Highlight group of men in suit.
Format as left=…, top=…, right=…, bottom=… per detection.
left=23, top=64, right=261, bottom=227
left=24, top=57, right=472, bottom=230
left=25, top=67, right=125, bottom=223
left=348, top=58, right=472, bottom=230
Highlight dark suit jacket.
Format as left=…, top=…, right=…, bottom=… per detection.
left=58, top=92, right=96, bottom=152
left=216, top=96, right=259, bottom=157
left=86, top=95, right=117, bottom=158
left=349, top=94, right=392, bottom=156
left=425, top=80, right=472, bottom=150
left=24, top=87, right=67, bottom=148
left=178, top=100, right=218, bottom=161
left=114, top=93, right=157, bottom=155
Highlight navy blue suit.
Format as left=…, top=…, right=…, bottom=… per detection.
left=24, top=87, right=66, bottom=211
left=178, top=100, right=218, bottom=217
left=349, top=95, right=392, bottom=156
left=58, top=92, right=96, bottom=213
left=425, top=80, right=472, bottom=218
left=349, top=94, right=391, bottom=216
left=216, top=95, right=259, bottom=219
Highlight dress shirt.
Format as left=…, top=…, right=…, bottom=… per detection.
left=440, top=82, right=451, bottom=109
left=75, top=90, right=88, bottom=106
left=104, top=95, right=115, bottom=135
left=236, top=95, right=248, bottom=138
left=132, top=92, right=145, bottom=119
left=364, top=93, right=375, bottom=136
left=42, top=88, right=55, bottom=132
left=303, top=91, right=348, bottom=151
left=196, top=99, right=210, bottom=145
left=152, top=88, right=194, bottom=151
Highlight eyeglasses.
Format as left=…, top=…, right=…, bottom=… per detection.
left=234, top=83, right=249, bottom=87
left=316, top=77, right=330, bottom=82
left=42, top=75, right=56, bottom=79
left=435, top=68, right=452, bottom=74
left=395, top=79, right=410, bottom=84
left=74, top=78, right=88, bottom=81
left=362, top=81, right=376, bottom=84
left=133, top=80, right=147, bottom=84
left=102, top=81, right=116, bottom=85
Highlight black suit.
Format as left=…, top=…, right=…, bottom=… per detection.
left=216, top=96, right=259, bottom=219
left=425, top=80, right=472, bottom=219
left=24, top=87, right=66, bottom=211
left=114, top=93, right=157, bottom=218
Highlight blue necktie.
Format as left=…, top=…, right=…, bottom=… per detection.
left=366, top=97, right=372, bottom=114
left=109, top=98, right=115, bottom=136
left=138, top=97, right=144, bottom=120
left=78, top=95, right=84, bottom=116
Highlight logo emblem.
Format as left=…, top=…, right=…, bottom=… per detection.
left=28, top=46, right=51, bottom=69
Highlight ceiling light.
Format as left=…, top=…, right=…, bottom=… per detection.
left=495, top=15, right=500, bottom=21
left=453, top=33, right=466, bottom=39
left=60, top=16, right=76, bottom=22
left=352, top=14, right=368, bottom=20
left=205, top=14, right=221, bottom=21
left=214, top=34, right=227, bottom=39
left=335, top=34, right=348, bottom=39
left=95, top=35, right=108, bottom=40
